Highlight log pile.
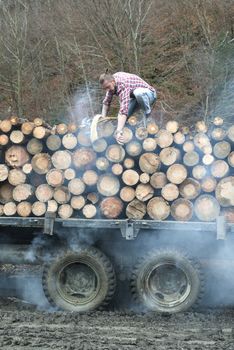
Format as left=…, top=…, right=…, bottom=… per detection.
left=0, top=115, right=233, bottom=222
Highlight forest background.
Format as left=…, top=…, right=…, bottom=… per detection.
left=0, top=0, right=233, bottom=126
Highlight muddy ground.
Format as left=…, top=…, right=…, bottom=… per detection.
left=0, top=296, right=234, bottom=350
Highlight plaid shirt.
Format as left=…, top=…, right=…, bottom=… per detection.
left=103, top=72, right=155, bottom=116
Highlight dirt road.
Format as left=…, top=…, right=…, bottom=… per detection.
left=0, top=297, right=234, bottom=350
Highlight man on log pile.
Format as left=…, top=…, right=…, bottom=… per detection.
left=99, top=71, right=157, bottom=144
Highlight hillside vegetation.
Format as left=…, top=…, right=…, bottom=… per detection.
left=0, top=0, right=233, bottom=124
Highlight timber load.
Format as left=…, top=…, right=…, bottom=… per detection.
left=0, top=115, right=233, bottom=222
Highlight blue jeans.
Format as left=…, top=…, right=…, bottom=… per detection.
left=127, top=88, right=157, bottom=117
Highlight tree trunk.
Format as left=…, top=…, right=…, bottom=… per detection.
left=147, top=122, right=159, bottom=135
left=215, top=176, right=234, bottom=207
left=171, top=198, right=193, bottom=221
left=210, top=160, right=229, bottom=178
left=33, top=126, right=50, bottom=139
left=192, top=165, right=207, bottom=180
left=92, top=139, right=107, bottom=153
left=156, top=129, right=173, bottom=148
left=183, top=151, right=200, bottom=167
left=70, top=195, right=85, bottom=210
left=0, top=120, right=12, bottom=133
left=142, top=138, right=157, bottom=152
left=58, top=204, right=73, bottom=219
left=201, top=176, right=217, bottom=193
left=96, top=157, right=110, bottom=171
left=111, top=163, right=123, bottom=176
left=161, top=183, right=179, bottom=201
left=0, top=183, right=14, bottom=204
left=32, top=201, right=46, bottom=216
left=56, top=123, right=68, bottom=135
left=82, top=170, right=98, bottom=186
left=135, top=183, right=154, bottom=201
left=97, top=174, right=120, bottom=196
left=68, top=178, right=86, bottom=195
left=46, top=134, right=62, bottom=151
left=0, top=165, right=9, bottom=182
left=21, top=121, right=34, bottom=135
left=35, top=184, right=54, bottom=202
left=147, top=197, right=170, bottom=220
left=51, top=150, right=72, bottom=170
left=227, top=125, right=234, bottom=142
left=100, top=197, right=123, bottom=218
left=179, top=178, right=201, bottom=199
left=22, top=163, right=33, bottom=174
left=62, top=133, right=78, bottom=150
left=0, top=134, right=9, bottom=146
left=13, top=184, right=34, bottom=202
left=46, top=169, right=64, bottom=187
left=120, top=186, right=135, bottom=202
left=64, top=168, right=76, bottom=180
left=54, top=186, right=71, bottom=204
left=3, top=202, right=17, bottom=216
left=77, top=128, right=92, bottom=147
left=32, top=153, right=52, bottom=174
left=194, top=195, right=220, bottom=221
left=211, top=127, right=226, bottom=141
left=183, top=141, right=195, bottom=153
left=166, top=120, right=179, bottom=133
left=139, top=173, right=150, bottom=184
left=139, top=153, right=161, bottom=174
left=5, top=146, right=30, bottom=167
left=122, top=169, right=139, bottom=186
left=27, top=138, right=43, bottom=155
left=173, top=131, right=185, bottom=145
left=228, top=152, right=234, bottom=167
left=126, top=141, right=142, bottom=157
left=73, top=148, right=96, bottom=169
left=9, top=130, right=24, bottom=144
left=213, top=141, right=231, bottom=159
left=82, top=204, right=96, bottom=218
left=123, top=158, right=135, bottom=169
left=105, top=144, right=125, bottom=163
left=166, top=164, right=187, bottom=184
left=159, top=147, right=180, bottom=166
left=126, top=199, right=146, bottom=219
left=17, top=201, right=32, bottom=217
left=135, top=127, right=148, bottom=140
left=150, top=172, right=167, bottom=189
left=8, top=168, right=26, bottom=186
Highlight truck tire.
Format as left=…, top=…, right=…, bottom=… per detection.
left=131, top=249, right=204, bottom=313
left=42, top=247, right=116, bottom=312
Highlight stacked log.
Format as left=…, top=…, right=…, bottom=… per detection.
left=0, top=115, right=232, bottom=222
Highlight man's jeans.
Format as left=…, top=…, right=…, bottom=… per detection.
left=127, top=88, right=157, bottom=117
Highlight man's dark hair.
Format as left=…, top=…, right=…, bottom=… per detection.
left=99, top=72, right=114, bottom=85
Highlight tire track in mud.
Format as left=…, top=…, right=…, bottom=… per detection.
left=0, top=299, right=234, bottom=350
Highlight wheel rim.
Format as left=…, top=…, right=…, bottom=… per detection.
left=143, top=262, right=191, bottom=308
left=56, top=259, right=100, bottom=306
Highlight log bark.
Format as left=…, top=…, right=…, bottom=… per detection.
left=46, top=134, right=62, bottom=151
left=3, top=202, right=17, bottom=216
left=139, top=153, right=161, bottom=174
left=8, top=169, right=26, bottom=186
left=82, top=204, right=96, bottom=218
left=32, top=201, right=46, bottom=216
left=82, top=170, right=98, bottom=186
left=215, top=176, right=234, bottom=207
left=13, top=184, right=34, bottom=202
left=122, top=169, right=139, bottom=186
left=46, top=169, right=64, bottom=187
left=53, top=186, right=71, bottom=204
left=192, top=165, right=207, bottom=180
left=161, top=183, right=179, bottom=201
left=183, top=151, right=199, bottom=167
left=201, top=176, right=217, bottom=193
left=120, top=187, right=135, bottom=202
left=106, top=144, right=125, bottom=163
left=62, top=133, right=78, bottom=150
left=100, top=197, right=123, bottom=218
left=111, top=163, right=123, bottom=176
left=150, top=172, right=167, bottom=189
left=35, top=184, right=54, bottom=202
left=159, top=147, right=180, bottom=166
left=147, top=197, right=170, bottom=220
left=143, top=138, right=157, bottom=152
left=96, top=157, right=110, bottom=171
left=194, top=195, right=220, bottom=221
left=126, top=141, right=142, bottom=157
left=126, top=199, right=146, bottom=219
left=213, top=141, right=231, bottom=159
left=17, top=201, right=32, bottom=217
left=0, top=165, right=9, bottom=182
left=5, top=146, right=30, bottom=167
left=52, top=150, right=72, bottom=170
left=171, top=198, right=193, bottom=221
left=73, top=148, right=96, bottom=169
left=179, top=178, right=201, bottom=199
left=210, top=160, right=229, bottom=178
left=92, top=139, right=107, bottom=153
left=68, top=178, right=86, bottom=195
left=21, top=121, right=34, bottom=135
left=0, top=183, right=14, bottom=204
left=64, top=168, right=76, bottom=180
left=97, top=174, right=120, bottom=196
left=27, top=138, right=43, bottom=155
left=71, top=195, right=86, bottom=210
left=135, top=183, right=154, bottom=201
left=156, top=129, right=173, bottom=148
left=32, top=153, right=52, bottom=174
left=58, top=204, right=73, bottom=219
left=166, top=120, right=179, bottom=133
left=166, top=164, right=187, bottom=184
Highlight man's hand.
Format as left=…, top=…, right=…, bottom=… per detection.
left=115, top=129, right=124, bottom=145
